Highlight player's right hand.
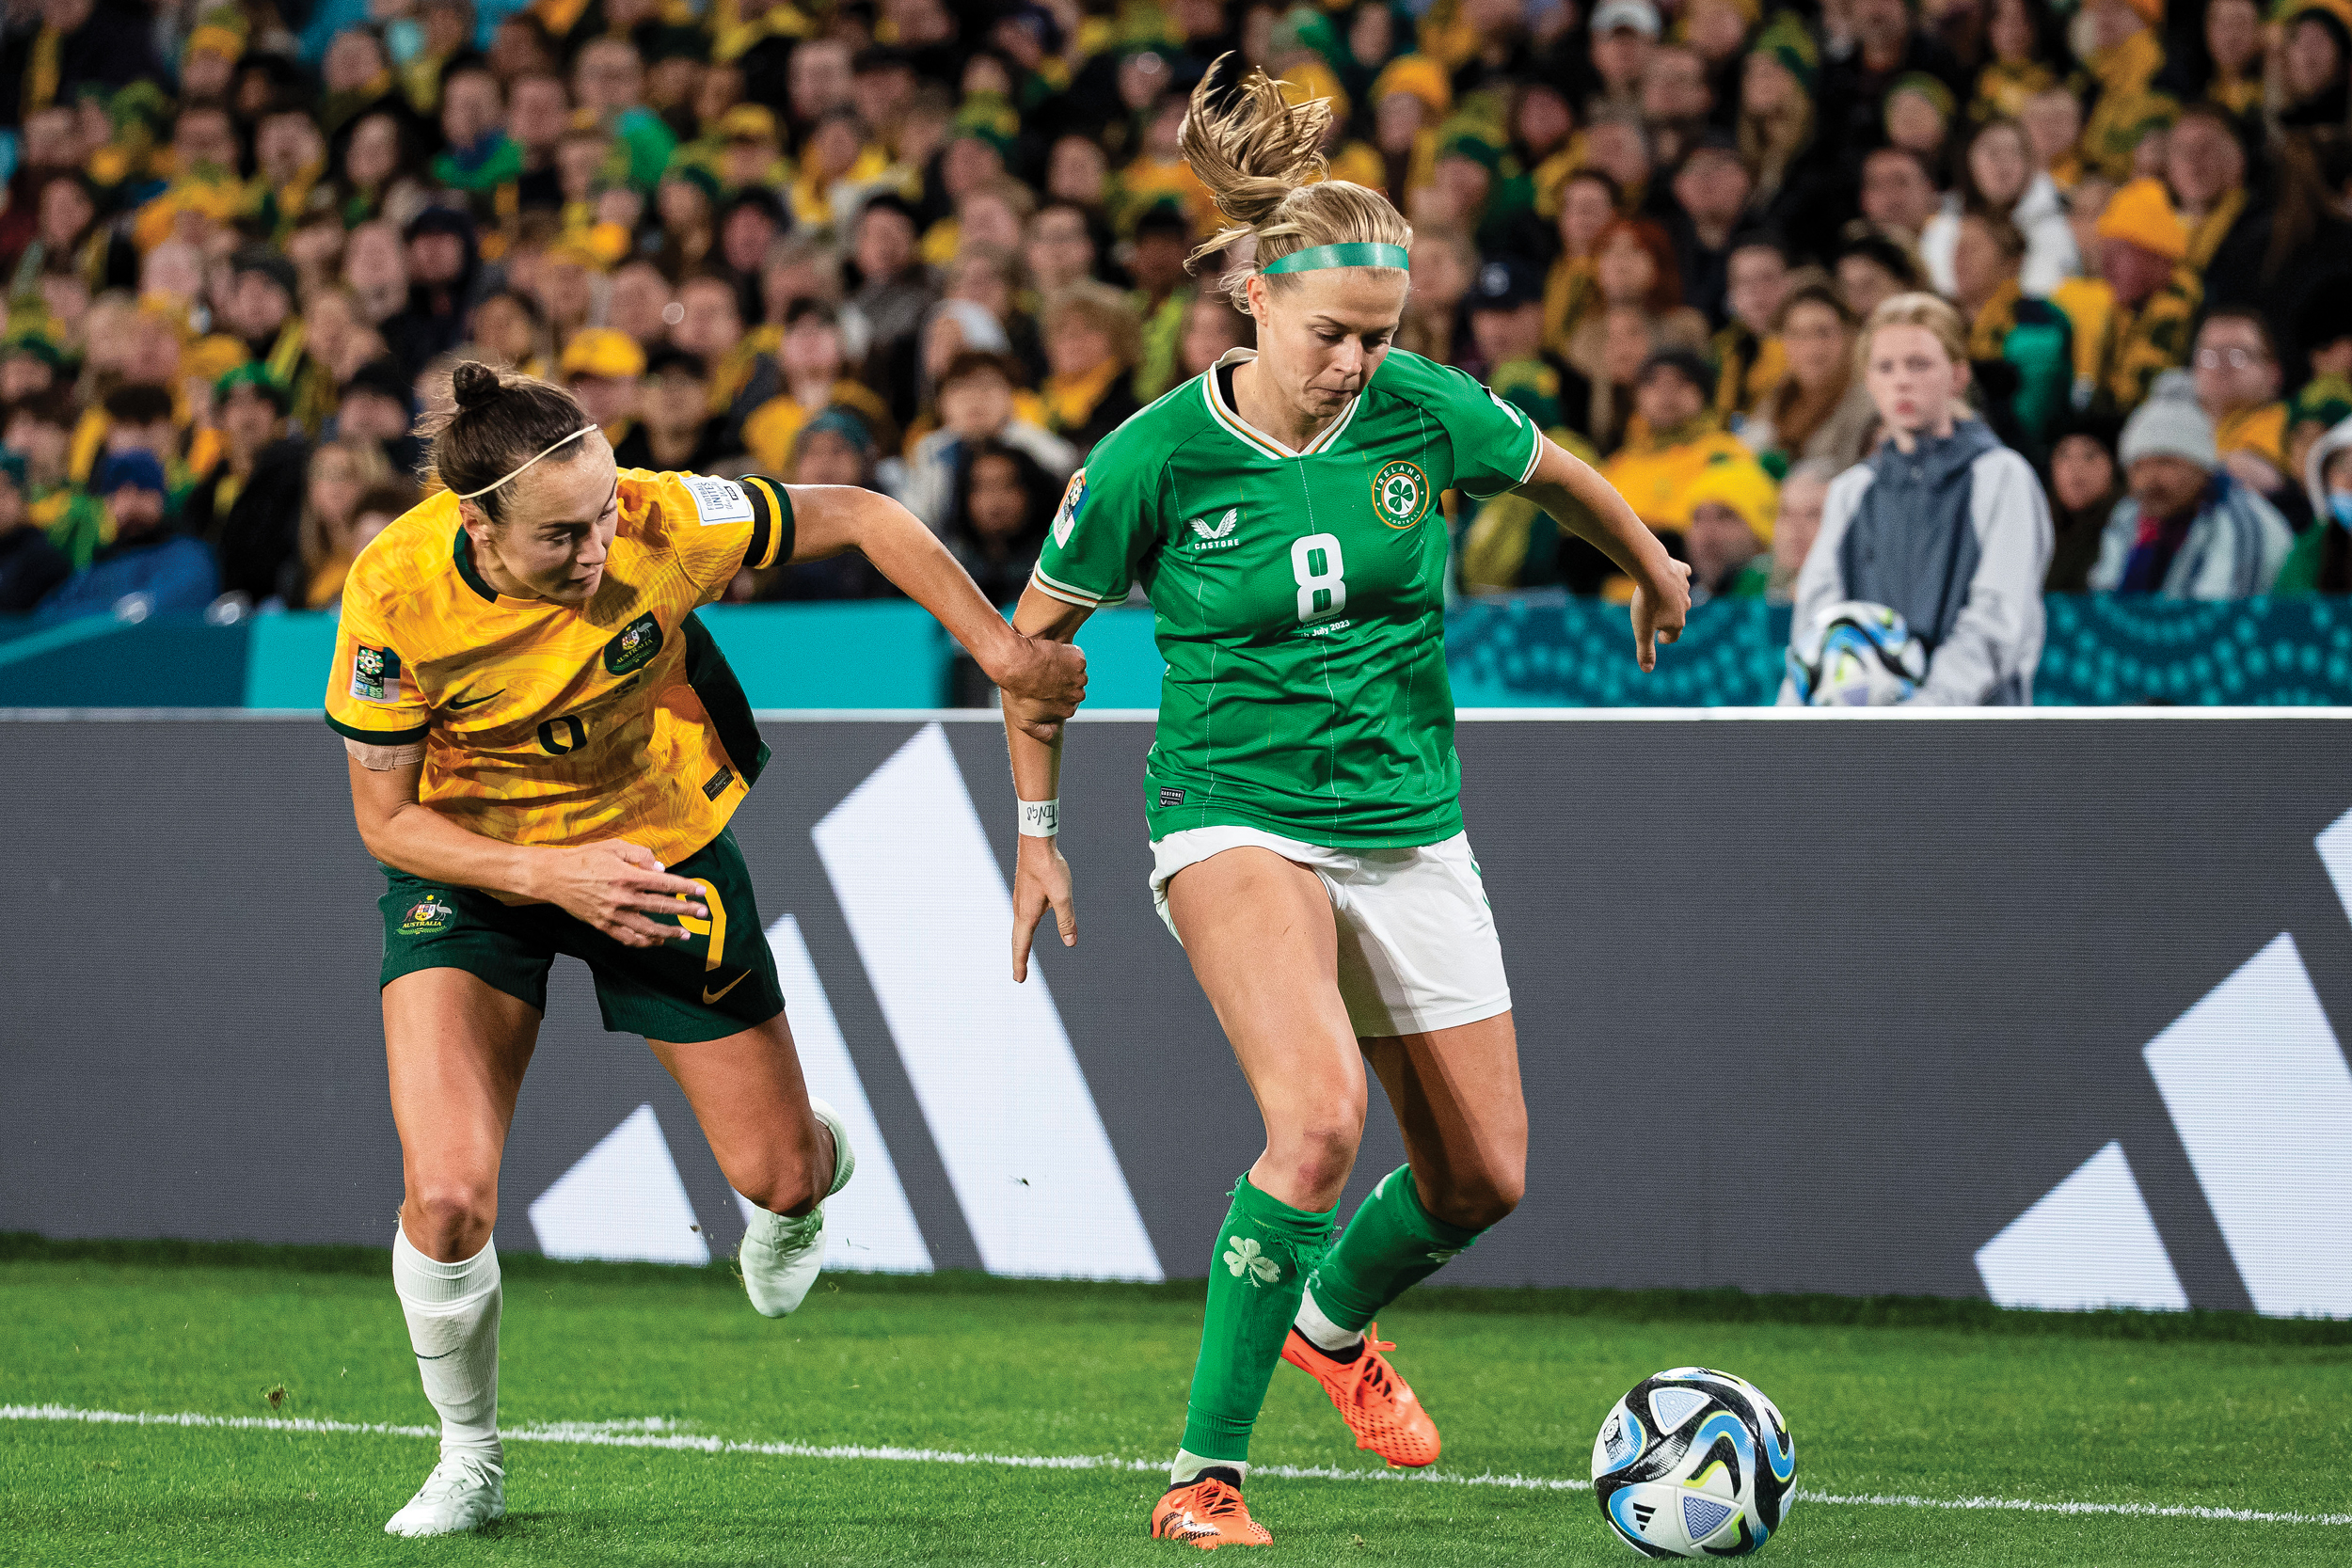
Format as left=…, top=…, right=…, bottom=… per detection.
left=535, top=840, right=712, bottom=947
left=990, top=632, right=1088, bottom=729
left=1630, top=559, right=1693, bottom=673
left=1009, top=834, right=1077, bottom=982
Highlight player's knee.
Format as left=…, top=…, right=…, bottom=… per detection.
left=407, top=1179, right=498, bottom=1257
left=730, top=1145, right=826, bottom=1218
left=1423, top=1164, right=1524, bottom=1231
left=1272, top=1119, right=1362, bottom=1198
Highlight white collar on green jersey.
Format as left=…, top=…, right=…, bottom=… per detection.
left=1201, top=348, right=1363, bottom=461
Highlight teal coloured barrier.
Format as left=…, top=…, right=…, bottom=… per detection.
left=1069, top=605, right=1165, bottom=707
left=244, top=613, right=341, bottom=707
left=700, top=601, right=949, bottom=706
left=1448, top=595, right=1792, bottom=706
left=11, top=595, right=2352, bottom=709
left=0, top=616, right=250, bottom=706
left=2033, top=595, right=2352, bottom=705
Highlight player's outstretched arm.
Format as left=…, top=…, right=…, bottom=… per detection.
left=1003, top=585, right=1091, bottom=982
left=785, top=483, right=1086, bottom=736
left=1512, top=436, right=1693, bottom=672
left=346, top=754, right=713, bottom=947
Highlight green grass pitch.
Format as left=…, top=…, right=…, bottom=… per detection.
left=2, top=1239, right=2347, bottom=1566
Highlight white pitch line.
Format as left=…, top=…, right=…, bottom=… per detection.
left=6, top=1405, right=2346, bottom=1528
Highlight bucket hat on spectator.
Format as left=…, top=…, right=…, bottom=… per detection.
left=1469, top=258, right=1544, bottom=313
left=2094, top=178, right=2189, bottom=261
left=1640, top=347, right=1719, bottom=402
left=1682, top=455, right=1779, bottom=546
left=798, top=406, right=875, bottom=457
left=2119, top=372, right=2218, bottom=471
left=561, top=329, right=648, bottom=382
left=96, top=450, right=169, bottom=498
left=214, top=361, right=290, bottom=412
left=718, top=105, right=780, bottom=147
left=3, top=333, right=66, bottom=372
left=1593, top=0, right=1663, bottom=38
left=1751, top=11, right=1819, bottom=92
left=1372, top=55, right=1452, bottom=118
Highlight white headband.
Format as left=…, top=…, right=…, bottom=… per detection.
left=454, top=425, right=596, bottom=500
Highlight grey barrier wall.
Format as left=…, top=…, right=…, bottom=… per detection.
left=5, top=714, right=2350, bottom=1317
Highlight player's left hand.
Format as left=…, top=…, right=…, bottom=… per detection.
left=1630, top=561, right=1692, bottom=673
left=1010, top=834, right=1077, bottom=982
left=988, top=632, right=1088, bottom=738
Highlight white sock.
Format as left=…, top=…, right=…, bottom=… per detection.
left=392, top=1225, right=502, bottom=1464
left=1293, top=1287, right=1363, bottom=1354
left=1170, top=1448, right=1246, bottom=1486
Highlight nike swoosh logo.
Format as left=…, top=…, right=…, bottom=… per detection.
left=446, top=690, right=504, bottom=710
left=702, top=974, right=747, bottom=1005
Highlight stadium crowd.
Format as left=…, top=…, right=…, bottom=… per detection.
left=8, top=0, right=2352, bottom=641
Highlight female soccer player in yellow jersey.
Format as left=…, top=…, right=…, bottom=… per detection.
left=328, top=362, right=1086, bottom=1538
left=1000, top=64, right=1692, bottom=1547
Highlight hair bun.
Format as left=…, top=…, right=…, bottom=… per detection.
left=451, top=361, right=505, bottom=411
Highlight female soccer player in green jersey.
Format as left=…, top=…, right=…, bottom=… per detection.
left=1000, top=63, right=1692, bottom=1548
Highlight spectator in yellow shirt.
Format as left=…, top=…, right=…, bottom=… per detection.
left=1598, top=349, right=1770, bottom=537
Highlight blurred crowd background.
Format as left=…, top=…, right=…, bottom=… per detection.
left=8, top=0, right=2352, bottom=632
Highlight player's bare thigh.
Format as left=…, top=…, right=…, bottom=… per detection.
left=1361, top=1013, right=1528, bottom=1231
left=1165, top=847, right=1369, bottom=1211
left=649, top=1010, right=834, bottom=1219
left=384, top=968, right=543, bottom=1262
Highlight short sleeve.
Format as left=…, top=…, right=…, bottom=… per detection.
left=1422, top=360, right=1543, bottom=499
left=1030, top=445, right=1159, bottom=609
left=325, top=578, right=430, bottom=745
left=659, top=470, right=794, bottom=601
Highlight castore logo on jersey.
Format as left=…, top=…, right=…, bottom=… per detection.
left=1189, top=509, right=1240, bottom=548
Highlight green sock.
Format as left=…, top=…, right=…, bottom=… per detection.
left=1307, top=1165, right=1484, bottom=1333
left=1177, top=1174, right=1338, bottom=1464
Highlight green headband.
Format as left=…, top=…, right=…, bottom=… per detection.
left=1261, top=242, right=1410, bottom=275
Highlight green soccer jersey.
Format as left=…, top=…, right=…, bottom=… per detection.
left=1032, top=347, right=1541, bottom=847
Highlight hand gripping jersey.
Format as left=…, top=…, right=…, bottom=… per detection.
left=1030, top=348, right=1539, bottom=847
left=326, top=468, right=791, bottom=867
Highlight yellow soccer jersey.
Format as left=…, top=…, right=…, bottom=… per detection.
left=326, top=467, right=791, bottom=866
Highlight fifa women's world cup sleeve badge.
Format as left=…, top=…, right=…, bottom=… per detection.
left=352, top=644, right=403, bottom=703
left=1052, top=469, right=1087, bottom=547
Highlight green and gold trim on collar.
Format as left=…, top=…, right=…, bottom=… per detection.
left=1200, top=348, right=1361, bottom=462
left=452, top=526, right=501, bottom=603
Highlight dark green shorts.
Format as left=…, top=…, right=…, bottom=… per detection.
left=378, top=827, right=786, bottom=1043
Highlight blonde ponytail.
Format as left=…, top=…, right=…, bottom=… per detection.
left=1180, top=55, right=1411, bottom=304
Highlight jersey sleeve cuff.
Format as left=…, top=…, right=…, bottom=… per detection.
left=1030, top=564, right=1123, bottom=608
left=326, top=712, right=430, bottom=746
left=742, top=476, right=794, bottom=571
left=1458, top=429, right=1545, bottom=499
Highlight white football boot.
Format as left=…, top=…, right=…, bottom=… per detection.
left=385, top=1448, right=505, bottom=1537
left=739, top=1097, right=855, bottom=1317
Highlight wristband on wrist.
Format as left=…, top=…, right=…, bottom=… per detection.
left=1017, top=798, right=1059, bottom=837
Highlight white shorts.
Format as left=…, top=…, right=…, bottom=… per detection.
left=1148, top=826, right=1513, bottom=1038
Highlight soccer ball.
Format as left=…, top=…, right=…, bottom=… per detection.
left=1786, top=600, right=1927, bottom=706
left=1590, top=1367, right=1796, bottom=1558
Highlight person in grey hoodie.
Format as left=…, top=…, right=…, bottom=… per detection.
left=1783, top=293, right=2055, bottom=705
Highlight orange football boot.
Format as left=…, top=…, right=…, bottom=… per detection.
left=1150, top=1471, right=1273, bottom=1549
left=1280, top=1323, right=1441, bottom=1467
